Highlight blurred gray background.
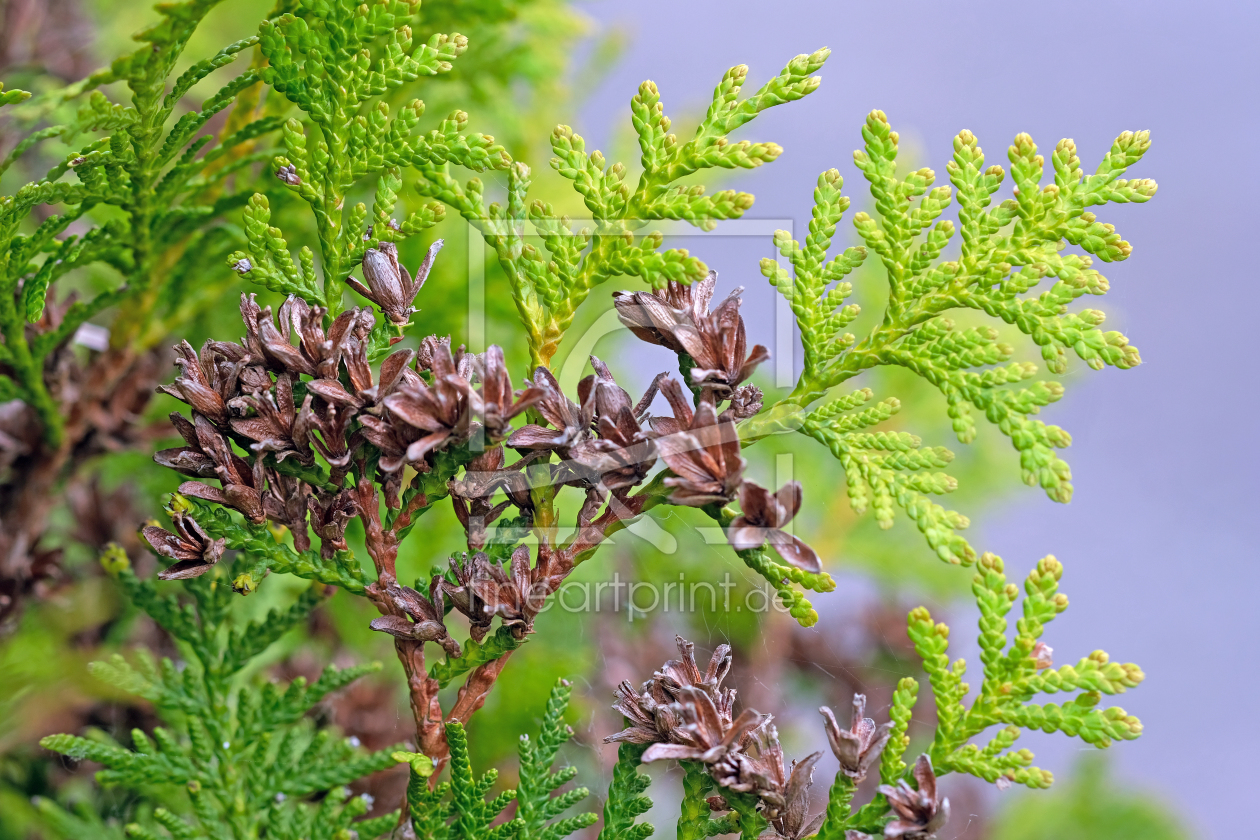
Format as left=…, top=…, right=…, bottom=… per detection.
left=574, top=2, right=1258, bottom=837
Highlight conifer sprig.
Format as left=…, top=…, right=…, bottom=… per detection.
left=397, top=680, right=594, bottom=840
left=598, top=744, right=655, bottom=840
left=415, top=48, right=830, bottom=368
left=7, top=2, right=1159, bottom=836
left=515, top=680, right=599, bottom=840
left=39, top=551, right=399, bottom=839
left=902, top=553, right=1143, bottom=792
left=751, top=111, right=1155, bottom=563
left=0, top=0, right=277, bottom=448
left=238, top=0, right=505, bottom=343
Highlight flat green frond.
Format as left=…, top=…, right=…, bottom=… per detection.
left=677, top=761, right=717, bottom=840
left=47, top=539, right=399, bottom=838
left=815, top=771, right=856, bottom=840
left=230, top=193, right=322, bottom=302
left=517, top=680, right=596, bottom=840
left=20, top=223, right=118, bottom=322
left=416, top=47, right=827, bottom=368
left=430, top=625, right=525, bottom=688
left=156, top=69, right=265, bottom=168
left=0, top=124, right=62, bottom=178
left=195, top=501, right=369, bottom=592
left=744, top=115, right=1155, bottom=572
left=164, top=35, right=259, bottom=111
left=734, top=541, right=833, bottom=627
left=247, top=1, right=482, bottom=315
left=102, top=562, right=202, bottom=646
left=31, top=796, right=129, bottom=840
left=599, top=742, right=655, bottom=840
left=801, top=390, right=974, bottom=565
left=725, top=790, right=769, bottom=840
left=894, top=554, right=1145, bottom=790
left=445, top=720, right=517, bottom=840
left=224, top=582, right=329, bottom=672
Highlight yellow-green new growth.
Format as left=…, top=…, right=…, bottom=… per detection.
left=902, top=553, right=1143, bottom=791
left=750, top=111, right=1156, bottom=566
left=416, top=47, right=831, bottom=368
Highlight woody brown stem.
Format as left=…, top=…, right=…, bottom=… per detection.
left=357, top=480, right=450, bottom=774
left=391, top=488, right=430, bottom=532
left=563, top=490, right=652, bottom=567
left=403, top=636, right=446, bottom=760
left=362, top=465, right=661, bottom=778
left=447, top=649, right=515, bottom=726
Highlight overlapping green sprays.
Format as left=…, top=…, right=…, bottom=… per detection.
left=0, top=0, right=279, bottom=448
left=399, top=679, right=595, bottom=840
left=415, top=48, right=830, bottom=368
left=40, top=551, right=399, bottom=839
left=8, top=0, right=1160, bottom=836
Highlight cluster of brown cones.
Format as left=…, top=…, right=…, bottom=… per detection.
left=145, top=246, right=823, bottom=585
left=607, top=636, right=950, bottom=840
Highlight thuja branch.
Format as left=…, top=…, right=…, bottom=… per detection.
left=0, top=0, right=285, bottom=631
left=55, top=2, right=1160, bottom=835
left=237, top=1, right=493, bottom=337
left=735, top=112, right=1155, bottom=566
left=416, top=49, right=831, bottom=369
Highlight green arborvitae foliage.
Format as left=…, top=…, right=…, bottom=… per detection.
left=725, top=791, right=768, bottom=840
left=401, top=680, right=593, bottom=840
left=417, top=47, right=829, bottom=368
left=240, top=0, right=492, bottom=339
left=186, top=495, right=371, bottom=594
left=598, top=744, right=654, bottom=840
left=752, top=112, right=1155, bottom=565
left=677, top=760, right=715, bottom=840
left=442, top=721, right=512, bottom=840
left=675, top=761, right=743, bottom=840
left=880, top=677, right=920, bottom=785
left=514, top=680, right=598, bottom=840
left=0, top=82, right=32, bottom=109
left=0, top=0, right=283, bottom=448
left=910, top=553, right=1142, bottom=788
left=710, top=504, right=837, bottom=626
left=4, top=0, right=1159, bottom=834
left=814, top=556, right=1142, bottom=837
left=814, top=771, right=854, bottom=840
left=429, top=624, right=526, bottom=689
left=799, top=387, right=969, bottom=567
left=37, top=550, right=399, bottom=840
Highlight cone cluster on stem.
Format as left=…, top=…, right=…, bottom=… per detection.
left=604, top=637, right=944, bottom=839
left=142, top=246, right=826, bottom=768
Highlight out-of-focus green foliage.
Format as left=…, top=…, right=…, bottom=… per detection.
left=0, top=0, right=273, bottom=448
left=989, top=754, right=1190, bottom=840
left=40, top=551, right=400, bottom=839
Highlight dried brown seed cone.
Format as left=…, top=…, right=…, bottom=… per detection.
left=144, top=512, right=226, bottom=580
